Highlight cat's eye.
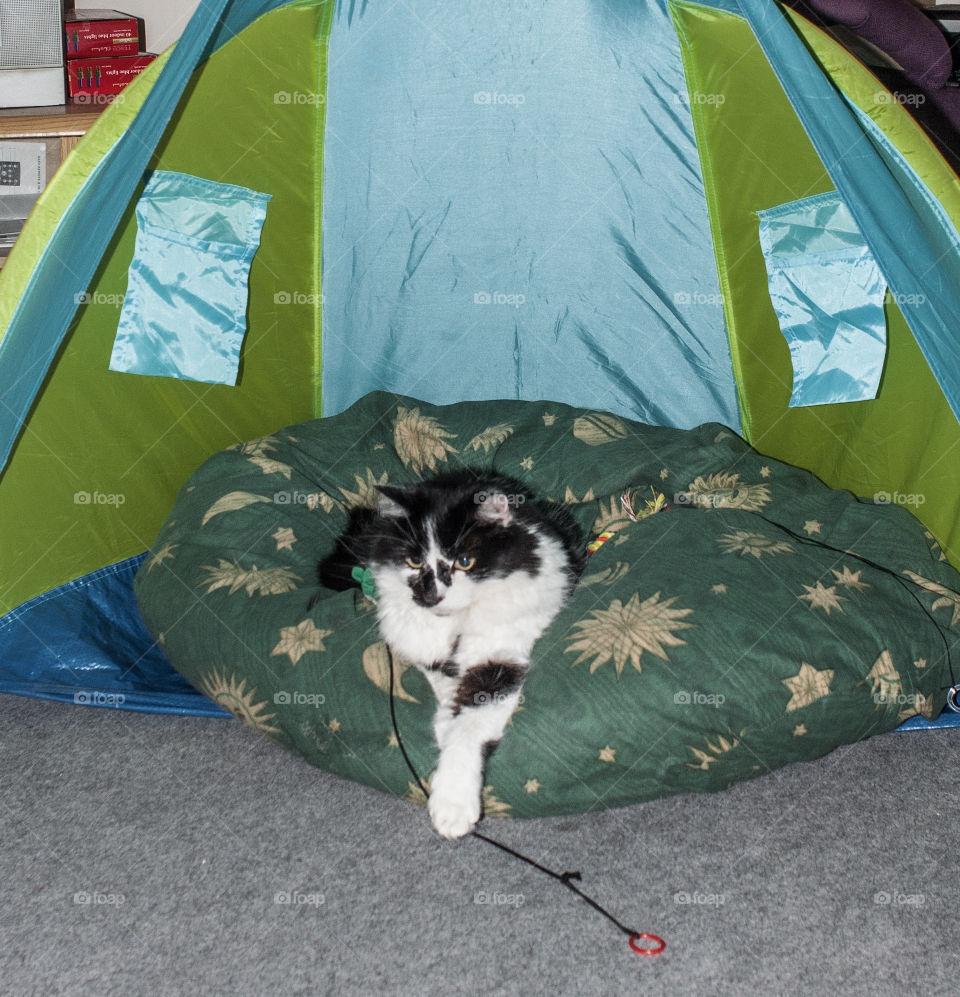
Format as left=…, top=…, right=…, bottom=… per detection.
left=455, top=555, right=476, bottom=571
left=405, top=556, right=423, bottom=569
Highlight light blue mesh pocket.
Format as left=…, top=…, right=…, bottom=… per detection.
left=758, top=191, right=887, bottom=407
left=110, top=171, right=271, bottom=385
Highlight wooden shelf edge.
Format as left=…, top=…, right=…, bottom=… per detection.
left=0, top=103, right=105, bottom=138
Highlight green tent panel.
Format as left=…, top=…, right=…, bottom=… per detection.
left=677, top=3, right=960, bottom=561
left=1, top=2, right=331, bottom=613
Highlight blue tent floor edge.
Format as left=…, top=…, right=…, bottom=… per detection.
left=0, top=551, right=955, bottom=732
left=896, top=710, right=960, bottom=732
left=0, top=553, right=230, bottom=719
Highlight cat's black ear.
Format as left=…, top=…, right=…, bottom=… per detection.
left=474, top=489, right=513, bottom=527
left=375, top=484, right=411, bottom=518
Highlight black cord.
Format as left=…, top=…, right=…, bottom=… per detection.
left=386, top=648, right=664, bottom=955
left=380, top=504, right=955, bottom=956
left=381, top=503, right=957, bottom=952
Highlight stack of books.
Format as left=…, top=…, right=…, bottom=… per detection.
left=64, top=9, right=156, bottom=103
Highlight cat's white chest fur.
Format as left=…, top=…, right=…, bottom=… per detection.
left=374, top=572, right=459, bottom=664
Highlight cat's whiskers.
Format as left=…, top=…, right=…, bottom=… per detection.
left=450, top=517, right=479, bottom=553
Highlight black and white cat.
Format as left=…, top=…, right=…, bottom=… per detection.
left=320, top=471, right=585, bottom=838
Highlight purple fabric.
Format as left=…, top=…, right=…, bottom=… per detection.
left=787, top=0, right=960, bottom=172
left=800, top=0, right=952, bottom=89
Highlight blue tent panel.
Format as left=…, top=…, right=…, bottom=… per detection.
left=321, top=0, right=740, bottom=429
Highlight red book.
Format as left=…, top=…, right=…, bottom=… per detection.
left=64, top=10, right=141, bottom=59
left=67, top=53, right=156, bottom=98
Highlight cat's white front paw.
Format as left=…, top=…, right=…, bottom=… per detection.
left=428, top=790, right=480, bottom=839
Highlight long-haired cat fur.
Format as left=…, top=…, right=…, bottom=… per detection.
left=318, top=471, right=585, bottom=838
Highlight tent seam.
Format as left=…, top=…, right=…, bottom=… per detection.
left=312, top=5, right=334, bottom=417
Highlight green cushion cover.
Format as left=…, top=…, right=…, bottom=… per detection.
left=134, top=392, right=960, bottom=818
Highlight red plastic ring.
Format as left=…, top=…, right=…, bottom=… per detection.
left=629, top=932, right=666, bottom=956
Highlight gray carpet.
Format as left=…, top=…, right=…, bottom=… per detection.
left=2, top=693, right=958, bottom=996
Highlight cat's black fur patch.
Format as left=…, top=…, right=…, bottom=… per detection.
left=452, top=662, right=526, bottom=715
left=481, top=739, right=500, bottom=765
left=316, top=505, right=377, bottom=592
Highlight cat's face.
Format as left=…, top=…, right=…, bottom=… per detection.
left=368, top=480, right=539, bottom=615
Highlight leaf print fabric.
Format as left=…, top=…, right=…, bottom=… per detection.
left=201, top=490, right=272, bottom=526
left=338, top=469, right=389, bottom=510
left=467, top=423, right=514, bottom=453
left=202, top=560, right=302, bottom=597
left=134, top=392, right=960, bottom=819
left=393, top=406, right=457, bottom=473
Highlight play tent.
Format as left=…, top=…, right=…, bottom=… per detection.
left=1, top=0, right=959, bottom=718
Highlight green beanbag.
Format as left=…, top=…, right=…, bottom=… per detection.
left=134, top=392, right=960, bottom=818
